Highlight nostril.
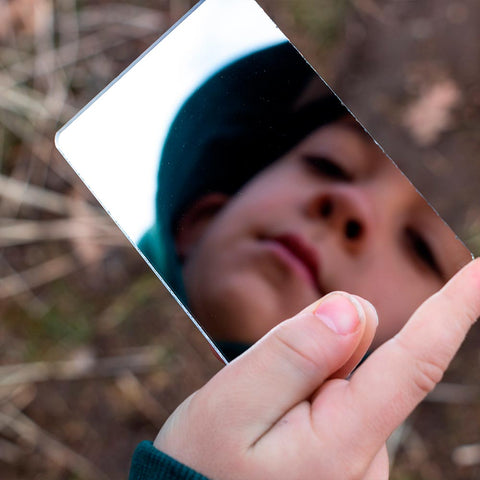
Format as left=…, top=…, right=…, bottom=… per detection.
left=319, top=197, right=334, bottom=218
left=345, top=220, right=363, bottom=240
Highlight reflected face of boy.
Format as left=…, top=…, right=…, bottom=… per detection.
left=177, top=120, right=470, bottom=348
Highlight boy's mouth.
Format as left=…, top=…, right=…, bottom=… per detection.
left=261, top=233, right=323, bottom=294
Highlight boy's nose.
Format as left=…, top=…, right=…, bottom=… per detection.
left=308, top=187, right=375, bottom=253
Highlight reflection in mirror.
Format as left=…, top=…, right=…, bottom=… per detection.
left=56, top=0, right=472, bottom=363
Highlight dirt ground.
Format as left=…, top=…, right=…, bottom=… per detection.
left=1, top=0, right=479, bottom=479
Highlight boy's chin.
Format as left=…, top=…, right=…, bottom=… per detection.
left=189, top=272, right=316, bottom=344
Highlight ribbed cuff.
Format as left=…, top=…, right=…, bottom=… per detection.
left=129, top=441, right=210, bottom=480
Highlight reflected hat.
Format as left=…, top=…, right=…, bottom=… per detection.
left=139, top=41, right=348, bottom=303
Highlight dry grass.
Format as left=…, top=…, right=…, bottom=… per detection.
left=1, top=1, right=222, bottom=478
left=1, top=0, right=479, bottom=479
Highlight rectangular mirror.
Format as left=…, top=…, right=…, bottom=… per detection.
left=56, top=0, right=472, bottom=363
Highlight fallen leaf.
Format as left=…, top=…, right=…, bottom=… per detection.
left=403, top=79, right=461, bottom=146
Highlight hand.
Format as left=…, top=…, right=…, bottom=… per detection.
left=154, top=259, right=480, bottom=480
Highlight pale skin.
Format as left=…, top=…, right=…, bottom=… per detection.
left=176, top=120, right=471, bottom=349
left=155, top=258, right=480, bottom=479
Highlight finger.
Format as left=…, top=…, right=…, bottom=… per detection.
left=195, top=291, right=377, bottom=444
left=345, top=258, right=480, bottom=457
left=332, top=296, right=378, bottom=378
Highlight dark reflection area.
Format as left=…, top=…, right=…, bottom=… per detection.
left=139, top=41, right=472, bottom=361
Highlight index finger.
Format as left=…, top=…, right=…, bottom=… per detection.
left=345, top=257, right=480, bottom=456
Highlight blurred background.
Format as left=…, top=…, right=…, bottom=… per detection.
left=1, top=0, right=479, bottom=478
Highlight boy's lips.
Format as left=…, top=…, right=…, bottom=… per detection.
left=261, top=233, right=323, bottom=294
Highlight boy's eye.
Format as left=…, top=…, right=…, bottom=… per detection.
left=405, top=227, right=443, bottom=278
left=303, top=155, right=352, bottom=181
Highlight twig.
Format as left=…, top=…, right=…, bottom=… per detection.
left=0, top=218, right=122, bottom=247
left=0, top=173, right=99, bottom=216
left=0, top=254, right=78, bottom=299
left=69, top=4, right=166, bottom=31
left=116, top=370, right=170, bottom=424
left=0, top=384, right=37, bottom=410
left=6, top=26, right=165, bottom=87
left=0, top=73, right=77, bottom=121
left=0, top=403, right=109, bottom=480
left=0, top=254, right=50, bottom=314
left=0, top=346, right=168, bottom=386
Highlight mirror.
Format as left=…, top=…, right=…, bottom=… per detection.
left=55, top=0, right=472, bottom=363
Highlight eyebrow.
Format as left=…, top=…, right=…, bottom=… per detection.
left=342, top=120, right=379, bottom=146
left=332, top=119, right=389, bottom=175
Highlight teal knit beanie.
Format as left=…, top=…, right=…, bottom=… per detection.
left=139, top=41, right=348, bottom=307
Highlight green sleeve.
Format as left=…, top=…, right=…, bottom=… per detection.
left=129, top=441, right=211, bottom=480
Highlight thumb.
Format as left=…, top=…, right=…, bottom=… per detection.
left=195, top=292, right=378, bottom=445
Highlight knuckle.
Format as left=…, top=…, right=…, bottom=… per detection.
left=411, top=356, right=445, bottom=395
left=271, top=321, right=329, bottom=374
left=393, top=336, right=446, bottom=396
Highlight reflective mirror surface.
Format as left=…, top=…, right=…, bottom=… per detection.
left=56, top=0, right=472, bottom=363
